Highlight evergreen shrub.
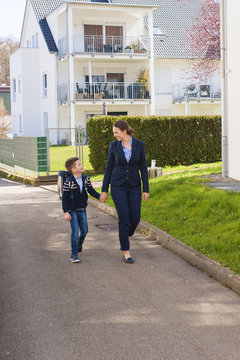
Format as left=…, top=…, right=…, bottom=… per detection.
left=87, top=115, right=221, bottom=172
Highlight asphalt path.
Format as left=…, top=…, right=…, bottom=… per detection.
left=1, top=177, right=240, bottom=360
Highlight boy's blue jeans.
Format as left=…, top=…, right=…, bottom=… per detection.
left=69, top=209, right=88, bottom=257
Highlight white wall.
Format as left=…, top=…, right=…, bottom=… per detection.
left=59, top=104, right=149, bottom=129
left=73, top=60, right=149, bottom=85
left=10, top=48, right=41, bottom=136
left=20, top=0, right=40, bottom=49
left=11, top=0, right=58, bottom=137
left=226, top=0, right=240, bottom=180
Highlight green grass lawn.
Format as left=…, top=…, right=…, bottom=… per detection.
left=48, top=148, right=240, bottom=274
left=95, top=162, right=240, bottom=275
left=49, top=145, right=93, bottom=172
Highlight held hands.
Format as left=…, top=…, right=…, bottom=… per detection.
left=100, top=192, right=108, bottom=203
left=142, top=192, right=149, bottom=202
left=64, top=212, right=72, bottom=221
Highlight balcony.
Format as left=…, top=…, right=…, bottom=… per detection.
left=58, top=35, right=149, bottom=59
left=75, top=82, right=150, bottom=102
left=172, top=83, right=221, bottom=103
left=58, top=82, right=151, bottom=104
left=58, top=83, right=69, bottom=104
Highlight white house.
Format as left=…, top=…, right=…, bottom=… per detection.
left=222, top=0, right=240, bottom=180
left=10, top=0, right=221, bottom=143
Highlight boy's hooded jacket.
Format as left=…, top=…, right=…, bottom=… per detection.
left=62, top=174, right=100, bottom=213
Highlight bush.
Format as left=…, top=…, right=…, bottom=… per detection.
left=87, top=115, right=221, bottom=172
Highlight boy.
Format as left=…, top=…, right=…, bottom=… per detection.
left=62, top=157, right=102, bottom=263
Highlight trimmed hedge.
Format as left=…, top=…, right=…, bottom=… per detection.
left=87, top=115, right=221, bottom=172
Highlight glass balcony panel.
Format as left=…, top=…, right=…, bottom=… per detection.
left=72, top=35, right=149, bottom=55
left=74, top=82, right=151, bottom=101
left=172, top=83, right=221, bottom=102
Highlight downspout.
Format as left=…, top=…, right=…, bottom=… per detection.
left=220, top=0, right=228, bottom=178
left=66, top=3, right=71, bottom=131
left=56, top=53, right=60, bottom=144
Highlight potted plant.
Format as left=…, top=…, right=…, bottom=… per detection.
left=124, top=45, right=132, bottom=53
left=136, top=68, right=150, bottom=98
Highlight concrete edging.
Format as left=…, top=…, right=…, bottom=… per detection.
left=88, top=198, right=240, bottom=296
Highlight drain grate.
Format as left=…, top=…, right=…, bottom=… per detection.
left=96, top=224, right=118, bottom=231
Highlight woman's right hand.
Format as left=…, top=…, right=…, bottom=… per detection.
left=100, top=192, right=108, bottom=203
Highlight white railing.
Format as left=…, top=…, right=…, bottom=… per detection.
left=58, top=83, right=69, bottom=103
left=172, top=83, right=222, bottom=103
left=58, top=35, right=149, bottom=58
left=58, top=36, right=68, bottom=58
left=74, top=82, right=151, bottom=101
left=73, top=35, right=149, bottom=56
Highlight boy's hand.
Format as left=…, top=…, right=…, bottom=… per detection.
left=64, top=212, right=71, bottom=221
left=100, top=192, right=108, bottom=203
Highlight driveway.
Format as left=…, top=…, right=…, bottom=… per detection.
left=1, top=176, right=240, bottom=360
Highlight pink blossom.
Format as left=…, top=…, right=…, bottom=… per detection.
left=175, top=0, right=220, bottom=81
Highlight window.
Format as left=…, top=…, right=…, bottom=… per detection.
left=153, top=26, right=164, bottom=36
left=19, top=114, right=22, bottom=133
left=12, top=78, right=16, bottom=101
left=27, top=40, right=30, bottom=48
left=43, top=112, right=48, bottom=136
left=155, top=67, right=171, bottom=93
left=32, top=35, right=35, bottom=48
left=107, top=112, right=127, bottom=116
left=43, top=73, right=47, bottom=97
left=85, top=75, right=105, bottom=83
left=36, top=33, right=39, bottom=48
left=18, top=76, right=21, bottom=93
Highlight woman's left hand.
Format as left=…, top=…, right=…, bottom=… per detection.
left=142, top=192, right=149, bottom=202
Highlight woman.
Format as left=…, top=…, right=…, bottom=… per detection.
left=101, top=120, right=149, bottom=263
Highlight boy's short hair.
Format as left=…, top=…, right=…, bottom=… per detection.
left=65, top=157, right=80, bottom=173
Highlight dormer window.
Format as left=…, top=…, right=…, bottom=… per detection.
left=153, top=26, right=164, bottom=36
left=91, top=0, right=111, bottom=2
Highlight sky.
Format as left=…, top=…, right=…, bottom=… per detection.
left=1, top=0, right=26, bottom=40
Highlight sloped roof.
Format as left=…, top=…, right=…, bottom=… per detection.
left=30, top=0, right=64, bottom=22
left=29, top=0, right=202, bottom=58
left=39, top=18, right=58, bottom=53
left=30, top=0, right=158, bottom=21
left=152, top=0, right=202, bottom=58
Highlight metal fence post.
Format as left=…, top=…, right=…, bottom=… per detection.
left=46, top=128, right=50, bottom=175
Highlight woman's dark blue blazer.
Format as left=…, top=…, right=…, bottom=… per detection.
left=102, top=137, right=149, bottom=193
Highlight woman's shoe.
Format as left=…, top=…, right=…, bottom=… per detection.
left=122, top=255, right=134, bottom=264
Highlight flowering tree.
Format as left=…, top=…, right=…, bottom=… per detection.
left=175, top=0, right=220, bottom=82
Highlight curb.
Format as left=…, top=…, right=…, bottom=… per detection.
left=88, top=198, right=240, bottom=296
left=0, top=168, right=58, bottom=185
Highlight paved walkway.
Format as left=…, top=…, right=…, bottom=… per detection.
left=2, top=176, right=240, bottom=360
left=41, top=175, right=240, bottom=296
left=202, top=173, right=240, bottom=192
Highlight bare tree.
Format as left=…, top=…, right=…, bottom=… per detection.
left=0, top=97, right=11, bottom=138
left=0, top=37, right=19, bottom=86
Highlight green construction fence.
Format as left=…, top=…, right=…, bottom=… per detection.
left=0, top=136, right=48, bottom=173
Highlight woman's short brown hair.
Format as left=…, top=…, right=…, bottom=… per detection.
left=113, top=119, right=134, bottom=136
left=65, top=157, right=79, bottom=173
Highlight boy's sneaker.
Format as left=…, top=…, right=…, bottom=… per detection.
left=70, top=256, right=80, bottom=263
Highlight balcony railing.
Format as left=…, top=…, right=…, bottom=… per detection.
left=172, top=83, right=221, bottom=103
left=58, top=35, right=149, bottom=58
left=58, top=83, right=69, bottom=104
left=58, top=36, right=68, bottom=58
left=75, top=82, right=151, bottom=102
